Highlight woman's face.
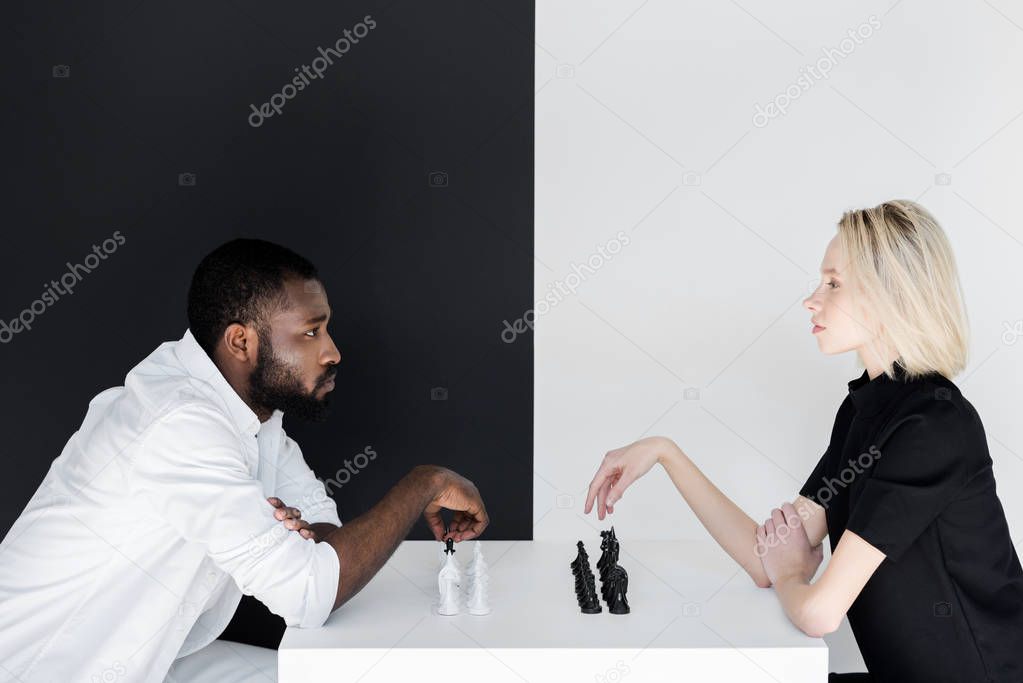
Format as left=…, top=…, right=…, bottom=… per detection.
left=803, top=235, right=878, bottom=356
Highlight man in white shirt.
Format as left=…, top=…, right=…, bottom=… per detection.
left=0, top=239, right=489, bottom=682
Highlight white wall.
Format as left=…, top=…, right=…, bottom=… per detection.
left=534, top=0, right=1023, bottom=670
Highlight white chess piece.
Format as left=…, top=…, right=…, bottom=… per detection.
left=437, top=551, right=462, bottom=616
left=466, top=543, right=490, bottom=615
left=467, top=567, right=490, bottom=615
left=437, top=544, right=448, bottom=571
left=466, top=541, right=483, bottom=573
left=465, top=541, right=485, bottom=594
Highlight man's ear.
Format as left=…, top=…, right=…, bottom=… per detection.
left=222, top=322, right=259, bottom=364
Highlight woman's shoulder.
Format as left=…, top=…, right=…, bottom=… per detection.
left=876, top=374, right=990, bottom=469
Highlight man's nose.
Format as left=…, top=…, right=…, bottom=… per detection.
left=324, top=339, right=341, bottom=365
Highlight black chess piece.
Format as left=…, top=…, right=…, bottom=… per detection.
left=444, top=537, right=455, bottom=555
left=596, top=530, right=611, bottom=576
left=578, top=572, right=602, bottom=614
left=605, top=564, right=630, bottom=615
left=571, top=541, right=588, bottom=571
left=598, top=528, right=620, bottom=590
left=595, top=527, right=629, bottom=614
left=570, top=540, right=602, bottom=614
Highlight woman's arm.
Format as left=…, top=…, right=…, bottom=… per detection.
left=758, top=506, right=885, bottom=637
left=659, top=441, right=775, bottom=587
left=794, top=494, right=828, bottom=547
left=584, top=436, right=773, bottom=588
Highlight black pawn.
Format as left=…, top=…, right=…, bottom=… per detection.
left=571, top=540, right=602, bottom=614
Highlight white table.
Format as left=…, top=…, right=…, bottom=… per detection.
left=280, top=540, right=828, bottom=682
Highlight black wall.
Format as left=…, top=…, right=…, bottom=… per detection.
left=6, top=0, right=534, bottom=647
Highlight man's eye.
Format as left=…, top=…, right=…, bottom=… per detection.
left=305, top=328, right=319, bottom=337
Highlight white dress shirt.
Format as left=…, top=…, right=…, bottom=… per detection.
left=0, top=328, right=341, bottom=682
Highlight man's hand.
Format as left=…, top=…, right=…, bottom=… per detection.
left=755, top=503, right=824, bottom=585
left=267, top=496, right=319, bottom=541
left=422, top=467, right=489, bottom=542
left=323, top=465, right=489, bottom=611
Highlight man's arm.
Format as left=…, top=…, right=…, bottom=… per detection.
left=322, top=464, right=488, bottom=611
left=307, top=522, right=340, bottom=539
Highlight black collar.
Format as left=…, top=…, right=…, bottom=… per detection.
left=848, top=362, right=916, bottom=417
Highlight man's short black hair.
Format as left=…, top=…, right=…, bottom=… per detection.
left=187, top=238, right=319, bottom=358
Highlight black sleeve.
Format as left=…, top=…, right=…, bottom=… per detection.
left=799, top=450, right=829, bottom=506
left=844, top=401, right=974, bottom=562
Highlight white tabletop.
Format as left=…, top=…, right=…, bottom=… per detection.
left=280, top=540, right=828, bottom=682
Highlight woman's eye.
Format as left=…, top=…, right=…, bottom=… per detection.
left=827, top=280, right=838, bottom=289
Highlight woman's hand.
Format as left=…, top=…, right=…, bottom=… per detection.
left=584, top=436, right=674, bottom=519
left=755, top=503, right=824, bottom=585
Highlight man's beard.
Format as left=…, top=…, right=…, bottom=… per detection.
left=248, top=332, right=335, bottom=423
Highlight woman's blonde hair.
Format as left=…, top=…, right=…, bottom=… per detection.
left=837, top=199, right=969, bottom=380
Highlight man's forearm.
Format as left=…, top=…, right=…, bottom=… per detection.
left=322, top=465, right=441, bottom=611
left=308, top=522, right=340, bottom=539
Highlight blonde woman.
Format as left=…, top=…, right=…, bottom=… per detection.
left=584, top=200, right=1023, bottom=682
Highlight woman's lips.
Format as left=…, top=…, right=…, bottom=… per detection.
left=812, top=325, right=825, bottom=334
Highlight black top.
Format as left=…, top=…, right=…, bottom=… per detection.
left=800, top=364, right=1023, bottom=682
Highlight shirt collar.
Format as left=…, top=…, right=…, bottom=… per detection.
left=174, top=328, right=273, bottom=437
left=847, top=362, right=915, bottom=416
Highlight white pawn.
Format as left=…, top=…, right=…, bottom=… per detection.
left=465, top=541, right=487, bottom=595
left=468, top=569, right=490, bottom=616
left=467, top=543, right=490, bottom=615
left=437, top=548, right=462, bottom=616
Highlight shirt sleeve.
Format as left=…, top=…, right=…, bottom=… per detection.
left=844, top=401, right=974, bottom=562
left=799, top=450, right=829, bottom=506
left=273, top=432, right=342, bottom=528
left=129, top=403, right=339, bottom=628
